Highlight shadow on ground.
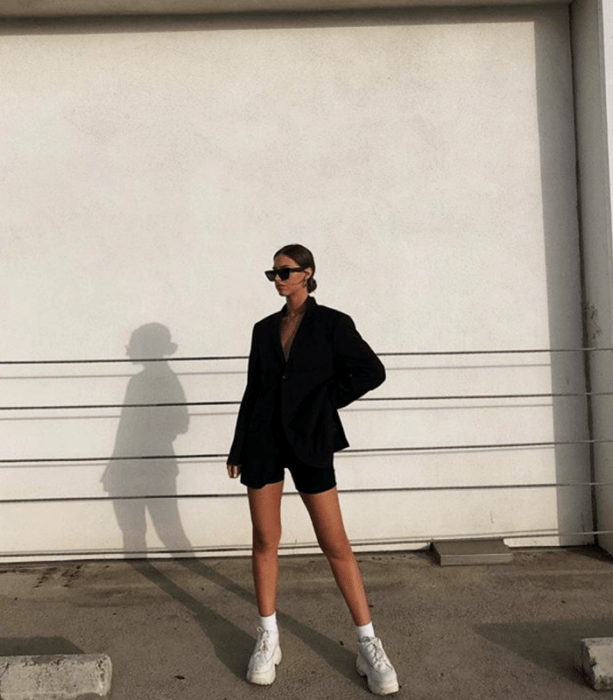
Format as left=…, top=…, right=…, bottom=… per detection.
left=133, top=557, right=363, bottom=689
left=475, top=617, right=613, bottom=685
left=0, top=637, right=83, bottom=656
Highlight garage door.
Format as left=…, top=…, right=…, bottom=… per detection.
left=0, top=4, right=590, bottom=560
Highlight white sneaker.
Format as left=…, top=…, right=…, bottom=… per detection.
left=246, top=627, right=282, bottom=685
left=357, top=636, right=399, bottom=695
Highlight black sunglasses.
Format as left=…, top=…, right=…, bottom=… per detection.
left=264, top=267, right=304, bottom=281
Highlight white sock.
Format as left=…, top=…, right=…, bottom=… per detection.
left=260, top=612, right=278, bottom=633
left=356, top=621, right=375, bottom=642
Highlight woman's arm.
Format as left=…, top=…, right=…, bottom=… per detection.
left=328, top=313, right=386, bottom=409
left=227, top=325, right=262, bottom=468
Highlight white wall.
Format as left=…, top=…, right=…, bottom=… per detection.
left=0, top=4, right=591, bottom=560
left=572, top=0, right=613, bottom=557
left=601, top=0, right=613, bottom=557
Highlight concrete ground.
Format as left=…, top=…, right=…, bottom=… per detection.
left=0, top=547, right=612, bottom=699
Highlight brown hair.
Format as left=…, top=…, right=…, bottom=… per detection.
left=274, top=243, right=317, bottom=293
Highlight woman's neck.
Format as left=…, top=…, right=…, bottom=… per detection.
left=286, top=290, right=309, bottom=316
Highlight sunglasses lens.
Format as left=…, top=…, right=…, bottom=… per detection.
left=265, top=267, right=303, bottom=281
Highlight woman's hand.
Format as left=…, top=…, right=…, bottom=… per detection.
left=227, top=463, right=241, bottom=479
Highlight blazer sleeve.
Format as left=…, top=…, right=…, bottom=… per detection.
left=227, top=326, right=261, bottom=465
left=327, top=313, right=386, bottom=409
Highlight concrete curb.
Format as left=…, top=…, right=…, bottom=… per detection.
left=432, top=538, right=513, bottom=566
left=0, top=654, right=112, bottom=699
left=577, top=638, right=613, bottom=691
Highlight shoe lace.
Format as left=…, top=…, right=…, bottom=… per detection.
left=363, top=637, right=392, bottom=669
left=255, top=627, right=274, bottom=655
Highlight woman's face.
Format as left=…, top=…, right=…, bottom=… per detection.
left=272, top=254, right=312, bottom=297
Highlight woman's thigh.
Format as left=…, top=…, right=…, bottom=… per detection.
left=247, top=481, right=284, bottom=547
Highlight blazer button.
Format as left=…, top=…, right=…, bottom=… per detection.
left=282, top=374, right=287, bottom=379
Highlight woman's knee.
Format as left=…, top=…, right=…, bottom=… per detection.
left=252, top=525, right=281, bottom=554
left=318, top=532, right=353, bottom=562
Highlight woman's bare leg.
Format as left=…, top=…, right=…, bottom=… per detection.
left=248, top=481, right=284, bottom=617
left=300, top=487, right=371, bottom=626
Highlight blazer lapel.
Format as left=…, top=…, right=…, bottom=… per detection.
left=272, top=307, right=286, bottom=364
left=286, top=296, right=317, bottom=360
left=275, top=296, right=318, bottom=364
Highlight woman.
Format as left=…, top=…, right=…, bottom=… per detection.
left=227, top=244, right=398, bottom=695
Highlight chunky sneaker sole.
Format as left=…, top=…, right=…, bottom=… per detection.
left=246, top=642, right=282, bottom=685
left=357, top=653, right=399, bottom=695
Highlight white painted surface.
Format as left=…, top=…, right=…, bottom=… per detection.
left=0, top=5, right=591, bottom=560
left=601, top=0, right=613, bottom=557
left=572, top=0, right=613, bottom=557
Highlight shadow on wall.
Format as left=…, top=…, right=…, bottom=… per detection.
left=101, top=323, right=192, bottom=555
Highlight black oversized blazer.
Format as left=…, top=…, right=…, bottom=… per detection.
left=228, top=296, right=385, bottom=470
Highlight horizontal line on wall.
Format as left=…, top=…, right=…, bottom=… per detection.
left=0, top=481, right=610, bottom=505
left=0, top=391, right=603, bottom=412
left=0, top=438, right=603, bottom=465
left=0, top=346, right=612, bottom=366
